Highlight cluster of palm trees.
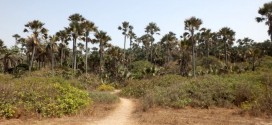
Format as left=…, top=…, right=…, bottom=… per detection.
left=1, top=1, right=272, bottom=79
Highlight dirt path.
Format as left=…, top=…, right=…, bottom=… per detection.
left=89, top=97, right=134, bottom=125
left=0, top=90, right=135, bottom=125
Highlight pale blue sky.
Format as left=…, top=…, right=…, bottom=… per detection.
left=0, top=0, right=271, bottom=48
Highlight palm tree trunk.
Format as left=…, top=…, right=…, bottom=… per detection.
left=150, top=39, right=153, bottom=62
left=252, top=56, right=256, bottom=71
left=29, top=46, right=36, bottom=72
left=206, top=41, right=209, bottom=57
left=99, top=43, right=103, bottom=78
left=124, top=35, right=127, bottom=66
left=129, top=39, right=132, bottom=66
left=191, top=31, right=196, bottom=77
left=85, top=36, right=88, bottom=76
left=167, top=43, right=170, bottom=63
left=224, top=39, right=227, bottom=67
left=60, top=42, right=63, bottom=67
left=73, top=38, right=77, bottom=72
left=51, top=45, right=55, bottom=76
left=146, top=47, right=149, bottom=61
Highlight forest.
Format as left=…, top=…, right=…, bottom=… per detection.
left=0, top=1, right=272, bottom=125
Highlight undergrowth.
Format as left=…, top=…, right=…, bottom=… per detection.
left=0, top=74, right=91, bottom=118
left=121, top=72, right=272, bottom=116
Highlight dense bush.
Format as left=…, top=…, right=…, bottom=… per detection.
left=198, top=56, right=223, bottom=69
left=121, top=73, right=272, bottom=115
left=129, top=60, right=153, bottom=79
left=0, top=75, right=91, bottom=118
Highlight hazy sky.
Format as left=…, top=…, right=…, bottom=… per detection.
left=0, top=0, right=271, bottom=48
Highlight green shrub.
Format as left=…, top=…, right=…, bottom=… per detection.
left=122, top=73, right=272, bottom=115
left=129, top=60, right=153, bottom=79
left=0, top=103, right=16, bottom=118
left=0, top=75, right=92, bottom=118
left=198, top=56, right=223, bottom=69
left=120, top=79, right=150, bottom=98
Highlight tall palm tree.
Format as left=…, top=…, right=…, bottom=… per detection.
left=56, top=30, right=70, bottom=67
left=145, top=22, right=160, bottom=62
left=68, top=13, right=85, bottom=72
left=256, top=1, right=272, bottom=41
left=128, top=29, right=137, bottom=64
left=161, top=32, right=177, bottom=63
left=219, top=27, right=235, bottom=66
left=48, top=35, right=59, bottom=74
left=184, top=17, right=202, bottom=77
left=139, top=34, right=153, bottom=61
left=0, top=39, right=7, bottom=55
left=118, top=21, right=133, bottom=65
left=13, top=34, right=23, bottom=57
left=199, top=28, right=214, bottom=57
left=82, top=20, right=97, bottom=75
left=95, top=30, right=111, bottom=78
left=179, top=32, right=191, bottom=76
left=24, top=20, right=48, bottom=71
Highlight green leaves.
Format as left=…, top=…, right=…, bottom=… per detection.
left=0, top=76, right=92, bottom=118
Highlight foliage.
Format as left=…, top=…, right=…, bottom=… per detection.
left=121, top=72, right=272, bottom=115
left=129, top=60, right=153, bottom=79
left=0, top=75, right=91, bottom=118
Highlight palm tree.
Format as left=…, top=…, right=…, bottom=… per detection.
left=145, top=22, right=160, bottom=62
left=161, top=32, right=177, bottom=63
left=219, top=27, right=235, bottom=66
left=68, top=13, right=85, bottom=72
left=256, top=2, right=272, bottom=41
left=118, top=21, right=133, bottom=65
left=82, top=20, right=97, bottom=75
left=128, top=29, right=137, bottom=64
left=139, top=34, right=153, bottom=61
left=0, top=39, right=7, bottom=55
left=179, top=32, right=191, bottom=76
left=24, top=20, right=48, bottom=71
left=48, top=35, right=59, bottom=74
left=199, top=28, right=214, bottom=57
left=95, top=30, right=111, bottom=78
left=184, top=17, right=202, bottom=77
left=13, top=34, right=23, bottom=57
left=56, top=30, right=70, bottom=67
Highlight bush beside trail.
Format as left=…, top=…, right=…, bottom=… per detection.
left=121, top=72, right=272, bottom=116
left=0, top=74, right=91, bottom=118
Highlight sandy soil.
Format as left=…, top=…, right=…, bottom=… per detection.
left=90, top=98, right=135, bottom=125
left=132, top=106, right=272, bottom=125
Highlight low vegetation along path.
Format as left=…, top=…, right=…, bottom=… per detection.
left=0, top=90, right=135, bottom=125
left=89, top=97, right=134, bottom=125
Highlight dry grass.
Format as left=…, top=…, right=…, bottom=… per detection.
left=132, top=101, right=272, bottom=125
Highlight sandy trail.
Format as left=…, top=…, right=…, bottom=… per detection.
left=0, top=90, right=135, bottom=125
left=89, top=97, right=134, bottom=125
